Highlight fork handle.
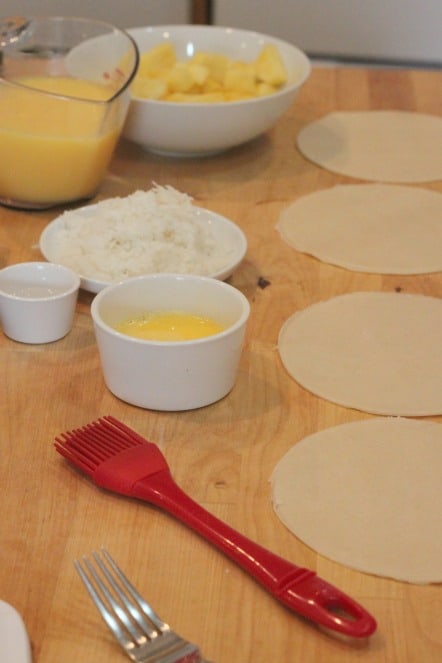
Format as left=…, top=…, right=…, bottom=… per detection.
left=132, top=470, right=376, bottom=638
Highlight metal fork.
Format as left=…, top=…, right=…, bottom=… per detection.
left=75, top=548, right=211, bottom=663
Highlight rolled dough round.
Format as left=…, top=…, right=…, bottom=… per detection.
left=277, top=184, right=442, bottom=274
left=278, top=292, right=442, bottom=416
left=271, top=417, right=442, bottom=584
left=296, top=111, right=442, bottom=183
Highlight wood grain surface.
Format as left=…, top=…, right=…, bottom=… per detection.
left=1, top=65, right=441, bottom=663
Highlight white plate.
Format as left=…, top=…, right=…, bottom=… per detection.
left=39, top=204, right=247, bottom=294
left=0, top=600, right=32, bottom=663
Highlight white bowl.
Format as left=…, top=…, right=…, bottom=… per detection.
left=0, top=262, right=80, bottom=344
left=39, top=201, right=247, bottom=293
left=91, top=274, right=250, bottom=410
left=123, top=25, right=311, bottom=156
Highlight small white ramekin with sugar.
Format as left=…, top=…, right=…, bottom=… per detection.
left=0, top=261, right=80, bottom=343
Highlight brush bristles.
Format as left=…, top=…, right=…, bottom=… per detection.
left=54, top=416, right=147, bottom=473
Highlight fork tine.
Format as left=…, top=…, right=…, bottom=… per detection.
left=101, top=548, right=169, bottom=634
left=76, top=549, right=208, bottom=663
left=88, top=555, right=156, bottom=645
left=93, top=550, right=159, bottom=640
left=75, top=557, right=136, bottom=655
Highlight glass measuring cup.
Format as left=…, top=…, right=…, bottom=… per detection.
left=0, top=15, right=139, bottom=209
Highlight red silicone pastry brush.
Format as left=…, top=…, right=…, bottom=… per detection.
left=54, top=415, right=377, bottom=638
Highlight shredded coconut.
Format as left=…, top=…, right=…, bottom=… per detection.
left=47, top=185, right=235, bottom=282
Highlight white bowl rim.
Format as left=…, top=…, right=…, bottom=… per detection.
left=0, top=261, right=80, bottom=301
left=127, top=24, right=312, bottom=108
left=91, top=272, right=251, bottom=347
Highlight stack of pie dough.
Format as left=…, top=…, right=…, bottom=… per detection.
left=271, top=109, right=442, bottom=584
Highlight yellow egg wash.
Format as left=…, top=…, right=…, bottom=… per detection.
left=0, top=75, right=122, bottom=204
left=114, top=311, right=225, bottom=341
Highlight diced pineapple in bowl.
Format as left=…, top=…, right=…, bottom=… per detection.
left=123, top=25, right=311, bottom=157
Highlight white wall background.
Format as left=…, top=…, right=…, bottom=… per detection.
left=213, top=0, right=442, bottom=66
left=0, top=1, right=189, bottom=28
left=3, top=1, right=441, bottom=65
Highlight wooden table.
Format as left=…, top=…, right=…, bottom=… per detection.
left=1, top=66, right=441, bottom=663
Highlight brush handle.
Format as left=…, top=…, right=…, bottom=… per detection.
left=132, top=470, right=376, bottom=638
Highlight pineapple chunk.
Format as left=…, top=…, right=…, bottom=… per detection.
left=223, top=91, right=254, bottom=101
left=131, top=77, right=167, bottom=100
left=137, top=42, right=176, bottom=77
left=188, top=63, right=209, bottom=87
left=224, top=62, right=257, bottom=96
left=166, top=91, right=226, bottom=103
left=256, top=81, right=277, bottom=96
left=191, top=52, right=231, bottom=84
left=202, top=78, right=223, bottom=93
left=166, top=63, right=195, bottom=93
left=132, top=41, right=288, bottom=103
left=254, top=44, right=287, bottom=86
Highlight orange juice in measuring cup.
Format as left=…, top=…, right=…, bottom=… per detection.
left=0, top=16, right=139, bottom=209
